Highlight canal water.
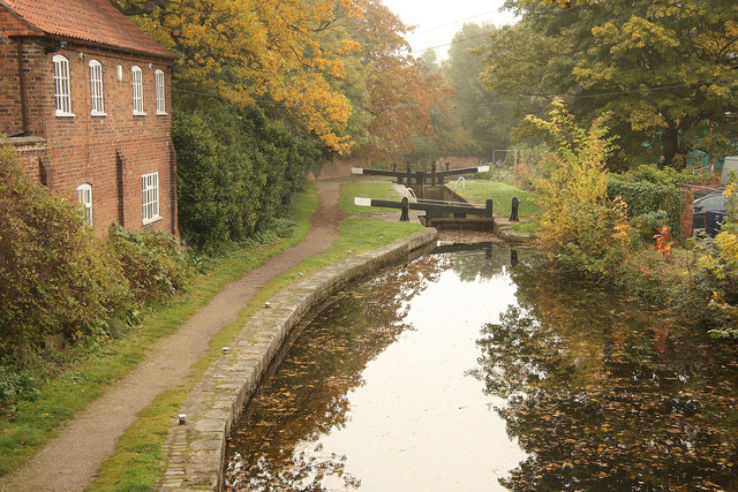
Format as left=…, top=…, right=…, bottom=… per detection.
left=224, top=247, right=738, bottom=491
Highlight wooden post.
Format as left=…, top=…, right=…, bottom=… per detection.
left=400, top=197, right=409, bottom=221
left=511, top=249, right=519, bottom=267
left=431, top=162, right=437, bottom=186
left=394, top=164, right=402, bottom=185
left=510, top=196, right=520, bottom=221
left=486, top=199, right=493, bottom=218
left=406, top=162, right=412, bottom=187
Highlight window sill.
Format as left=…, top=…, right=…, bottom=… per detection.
left=91, top=112, right=107, bottom=117
left=133, top=111, right=147, bottom=117
left=143, top=215, right=162, bottom=226
left=156, top=111, right=168, bottom=116
left=55, top=111, right=75, bottom=118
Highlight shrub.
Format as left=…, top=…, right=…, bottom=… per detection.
left=108, top=224, right=191, bottom=305
left=523, top=102, right=632, bottom=276
left=697, top=173, right=738, bottom=339
left=173, top=98, right=324, bottom=252
left=0, top=366, right=39, bottom=408
left=607, top=176, right=683, bottom=236
left=0, top=142, right=132, bottom=367
left=631, top=210, right=670, bottom=242
left=631, top=164, right=700, bottom=188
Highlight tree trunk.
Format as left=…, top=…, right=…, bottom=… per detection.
left=662, top=125, right=681, bottom=169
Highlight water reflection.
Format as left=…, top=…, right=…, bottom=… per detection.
left=224, top=248, right=738, bottom=491
left=225, top=248, right=530, bottom=490
left=225, top=255, right=450, bottom=490
left=472, top=266, right=738, bottom=491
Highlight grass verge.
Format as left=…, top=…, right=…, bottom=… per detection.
left=457, top=181, right=539, bottom=218
left=511, top=220, right=540, bottom=234
left=90, top=185, right=423, bottom=490
left=0, top=184, right=319, bottom=478
left=339, top=181, right=402, bottom=216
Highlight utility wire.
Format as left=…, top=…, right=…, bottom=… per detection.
left=174, top=81, right=715, bottom=110
left=411, top=33, right=490, bottom=54
left=415, top=9, right=502, bottom=34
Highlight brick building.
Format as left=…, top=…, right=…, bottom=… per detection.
left=0, top=0, right=178, bottom=236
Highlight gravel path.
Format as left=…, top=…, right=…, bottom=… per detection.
left=0, top=182, right=342, bottom=492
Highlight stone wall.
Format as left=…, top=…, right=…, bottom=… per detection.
left=158, top=230, right=438, bottom=490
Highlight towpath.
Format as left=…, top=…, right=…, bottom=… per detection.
left=0, top=181, right=342, bottom=492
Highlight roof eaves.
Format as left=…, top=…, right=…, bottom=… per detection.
left=0, top=0, right=43, bottom=36
left=0, top=0, right=177, bottom=60
left=51, top=33, right=178, bottom=60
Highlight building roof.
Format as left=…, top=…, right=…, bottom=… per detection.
left=0, top=0, right=175, bottom=59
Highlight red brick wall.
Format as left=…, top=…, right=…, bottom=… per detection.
left=9, top=138, right=47, bottom=182
left=0, top=10, right=34, bottom=135
left=1, top=26, right=178, bottom=237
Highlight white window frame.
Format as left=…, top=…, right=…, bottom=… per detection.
left=131, top=66, right=145, bottom=115
left=142, top=172, right=160, bottom=224
left=89, top=60, right=106, bottom=116
left=77, top=183, right=93, bottom=227
left=52, top=55, right=73, bottom=117
left=155, top=69, right=166, bottom=115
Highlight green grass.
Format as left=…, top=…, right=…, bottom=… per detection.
left=0, top=184, right=319, bottom=478
left=511, top=220, right=540, bottom=234
left=457, top=181, right=539, bottom=218
left=90, top=184, right=423, bottom=491
left=339, top=181, right=401, bottom=216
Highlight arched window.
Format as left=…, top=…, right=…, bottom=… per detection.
left=155, top=69, right=166, bottom=114
left=77, top=183, right=93, bottom=227
left=52, top=55, right=73, bottom=116
left=131, top=66, right=144, bottom=115
left=89, top=60, right=105, bottom=115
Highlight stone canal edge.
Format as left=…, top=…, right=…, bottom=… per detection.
left=159, top=229, right=438, bottom=491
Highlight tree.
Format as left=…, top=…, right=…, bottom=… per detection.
left=481, top=0, right=738, bottom=168
left=443, top=23, right=517, bottom=160
left=345, top=0, right=453, bottom=165
left=115, top=0, right=362, bottom=152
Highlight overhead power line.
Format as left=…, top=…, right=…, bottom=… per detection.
left=411, top=33, right=490, bottom=54
left=174, top=81, right=715, bottom=111
left=415, top=9, right=501, bottom=34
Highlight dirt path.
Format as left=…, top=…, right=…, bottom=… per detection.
left=0, top=182, right=342, bottom=492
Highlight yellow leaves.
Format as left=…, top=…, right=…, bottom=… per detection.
left=337, top=39, right=361, bottom=55
left=623, top=101, right=667, bottom=133
left=591, top=22, right=619, bottom=43
left=609, top=16, right=680, bottom=56
left=123, top=0, right=367, bottom=152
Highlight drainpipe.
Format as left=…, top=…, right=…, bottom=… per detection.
left=16, top=38, right=29, bottom=136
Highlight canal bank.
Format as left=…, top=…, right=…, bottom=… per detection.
left=158, top=229, right=437, bottom=490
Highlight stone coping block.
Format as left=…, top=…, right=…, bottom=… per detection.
left=496, top=225, right=532, bottom=243
left=158, top=229, right=437, bottom=491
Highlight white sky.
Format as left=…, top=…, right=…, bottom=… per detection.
left=379, top=0, right=519, bottom=59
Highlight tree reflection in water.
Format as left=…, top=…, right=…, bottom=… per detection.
left=472, top=265, right=738, bottom=491
left=224, top=255, right=447, bottom=490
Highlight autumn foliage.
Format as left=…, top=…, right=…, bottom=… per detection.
left=115, top=0, right=450, bottom=157
left=653, top=224, right=677, bottom=260
left=524, top=101, right=632, bottom=275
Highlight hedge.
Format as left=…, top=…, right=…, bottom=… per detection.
left=607, top=176, right=683, bottom=237
left=173, top=98, right=325, bottom=252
